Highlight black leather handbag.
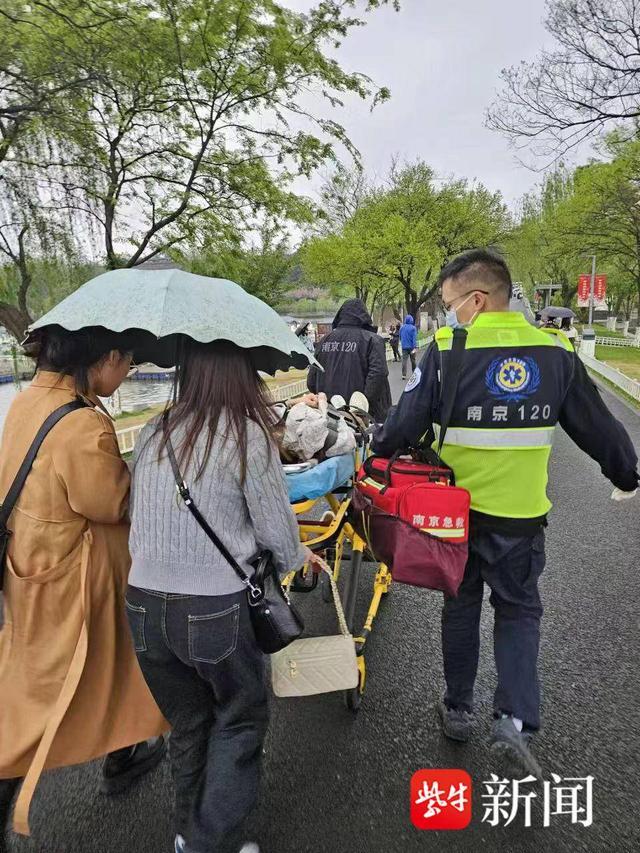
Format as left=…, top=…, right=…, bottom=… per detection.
left=0, top=399, right=89, bottom=591
left=163, top=421, right=304, bottom=654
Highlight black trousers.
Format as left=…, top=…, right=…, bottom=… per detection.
left=401, top=348, right=416, bottom=376
left=441, top=529, right=546, bottom=730
left=126, top=586, right=268, bottom=853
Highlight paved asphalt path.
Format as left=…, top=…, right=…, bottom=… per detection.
left=4, top=359, right=639, bottom=853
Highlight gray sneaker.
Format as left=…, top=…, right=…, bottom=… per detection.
left=437, top=701, right=475, bottom=742
left=490, top=717, right=543, bottom=780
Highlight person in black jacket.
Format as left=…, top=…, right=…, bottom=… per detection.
left=389, top=324, right=401, bottom=362
left=307, top=299, right=392, bottom=422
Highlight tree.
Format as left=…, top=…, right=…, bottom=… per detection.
left=505, top=168, right=583, bottom=308
left=0, top=169, right=89, bottom=336
left=565, top=136, right=640, bottom=319
left=0, top=0, right=128, bottom=164
left=303, top=160, right=510, bottom=322
left=487, top=0, right=640, bottom=158
left=184, top=224, right=293, bottom=306
left=0, top=0, right=398, bottom=338
left=317, top=164, right=369, bottom=232
left=505, top=137, right=640, bottom=319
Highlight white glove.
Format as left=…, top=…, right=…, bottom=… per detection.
left=611, top=487, right=637, bottom=502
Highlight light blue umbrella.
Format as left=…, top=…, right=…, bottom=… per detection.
left=27, top=267, right=316, bottom=374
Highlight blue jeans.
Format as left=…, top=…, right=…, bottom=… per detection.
left=441, top=530, right=546, bottom=730
left=126, top=586, right=268, bottom=853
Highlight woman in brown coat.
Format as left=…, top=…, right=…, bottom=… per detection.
left=0, top=327, right=168, bottom=838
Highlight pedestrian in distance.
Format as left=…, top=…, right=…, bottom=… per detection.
left=399, top=315, right=418, bottom=379
left=307, top=298, right=392, bottom=422
left=0, top=327, right=168, bottom=840
left=373, top=248, right=638, bottom=779
left=127, top=339, right=320, bottom=853
left=560, top=317, right=578, bottom=347
left=389, top=324, right=401, bottom=362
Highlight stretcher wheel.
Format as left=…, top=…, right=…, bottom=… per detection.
left=344, top=670, right=363, bottom=713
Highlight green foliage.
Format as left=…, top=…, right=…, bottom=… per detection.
left=3, top=0, right=397, bottom=267
left=504, top=168, right=584, bottom=307
left=0, top=0, right=397, bottom=337
left=506, top=135, right=640, bottom=317
left=181, top=225, right=293, bottom=307
left=303, top=160, right=510, bottom=320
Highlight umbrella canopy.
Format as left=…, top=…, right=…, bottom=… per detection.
left=540, top=306, right=576, bottom=320
left=27, top=268, right=316, bottom=374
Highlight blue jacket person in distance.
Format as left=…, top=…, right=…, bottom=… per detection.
left=373, top=249, right=639, bottom=778
left=399, top=315, right=418, bottom=380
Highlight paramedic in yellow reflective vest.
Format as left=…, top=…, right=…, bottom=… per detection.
left=372, top=249, right=638, bottom=778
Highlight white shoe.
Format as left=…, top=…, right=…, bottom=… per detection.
left=330, top=394, right=347, bottom=409
left=239, top=845, right=260, bottom=853
left=349, top=391, right=369, bottom=413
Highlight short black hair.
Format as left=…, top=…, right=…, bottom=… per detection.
left=29, top=326, right=135, bottom=395
left=438, top=249, right=512, bottom=302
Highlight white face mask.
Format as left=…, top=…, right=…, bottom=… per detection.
left=444, top=293, right=476, bottom=329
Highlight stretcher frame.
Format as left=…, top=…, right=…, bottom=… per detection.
left=283, top=438, right=391, bottom=711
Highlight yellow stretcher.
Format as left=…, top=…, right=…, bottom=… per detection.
left=282, top=437, right=391, bottom=711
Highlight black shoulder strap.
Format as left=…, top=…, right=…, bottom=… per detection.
left=0, top=399, right=89, bottom=523
left=437, top=327, right=468, bottom=456
left=161, top=413, right=253, bottom=588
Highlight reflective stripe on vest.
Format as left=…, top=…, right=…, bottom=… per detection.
left=434, top=423, right=555, bottom=448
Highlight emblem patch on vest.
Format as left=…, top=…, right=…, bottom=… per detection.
left=404, top=367, right=422, bottom=393
left=485, top=356, right=541, bottom=402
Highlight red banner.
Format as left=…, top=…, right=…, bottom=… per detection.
left=577, top=273, right=607, bottom=309
left=594, top=274, right=607, bottom=302
left=577, top=274, right=591, bottom=307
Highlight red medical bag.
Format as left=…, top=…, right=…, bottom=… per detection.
left=353, top=454, right=470, bottom=595
left=352, top=326, right=471, bottom=596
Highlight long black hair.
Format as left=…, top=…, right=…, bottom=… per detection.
left=157, top=338, right=277, bottom=484
left=27, top=325, right=135, bottom=396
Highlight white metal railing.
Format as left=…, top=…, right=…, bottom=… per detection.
left=115, top=379, right=309, bottom=453
left=270, top=379, right=308, bottom=401
left=594, top=335, right=640, bottom=348
left=116, top=424, right=145, bottom=454
left=115, top=336, right=436, bottom=452
left=580, top=352, right=640, bottom=402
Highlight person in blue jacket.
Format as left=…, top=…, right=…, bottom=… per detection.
left=399, top=315, right=418, bottom=379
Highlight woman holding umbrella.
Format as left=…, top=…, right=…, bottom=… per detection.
left=0, top=326, right=168, bottom=839
left=19, top=265, right=319, bottom=852
left=540, top=306, right=578, bottom=348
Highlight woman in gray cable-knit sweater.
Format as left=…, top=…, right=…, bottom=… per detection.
left=126, top=339, right=315, bottom=853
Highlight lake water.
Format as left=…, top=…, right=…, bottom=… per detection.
left=0, top=377, right=172, bottom=433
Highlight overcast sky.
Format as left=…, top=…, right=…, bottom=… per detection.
left=287, top=0, right=563, bottom=210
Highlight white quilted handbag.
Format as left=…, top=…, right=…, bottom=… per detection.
left=271, top=565, right=358, bottom=697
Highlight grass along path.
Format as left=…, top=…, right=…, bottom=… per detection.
left=595, top=345, right=640, bottom=381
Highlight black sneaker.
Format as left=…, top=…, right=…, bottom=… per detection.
left=100, top=736, right=166, bottom=795
left=490, top=717, right=543, bottom=780
left=436, top=701, right=475, bottom=742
